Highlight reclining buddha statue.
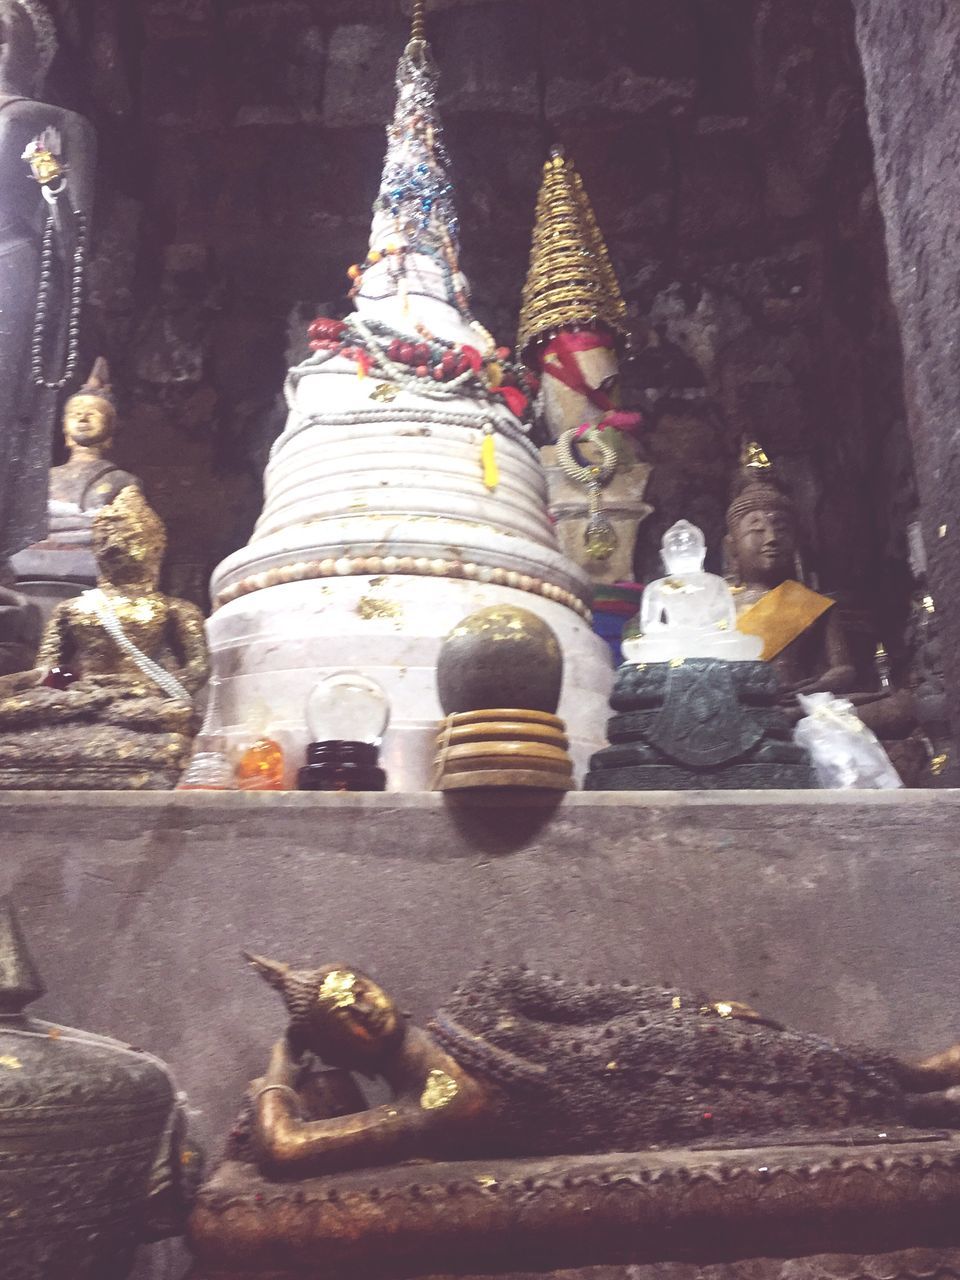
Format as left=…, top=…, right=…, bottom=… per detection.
left=0, top=485, right=208, bottom=788
left=239, top=956, right=960, bottom=1175
left=188, top=955, right=960, bottom=1277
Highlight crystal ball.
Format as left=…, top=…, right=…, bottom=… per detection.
left=307, top=672, right=390, bottom=745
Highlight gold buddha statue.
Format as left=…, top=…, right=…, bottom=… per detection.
left=48, top=357, right=141, bottom=528
left=0, top=486, right=209, bottom=788
left=11, top=358, right=143, bottom=620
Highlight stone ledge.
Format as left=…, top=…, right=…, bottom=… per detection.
left=0, top=787, right=956, bottom=813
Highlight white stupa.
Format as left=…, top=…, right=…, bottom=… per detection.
left=205, top=24, right=613, bottom=789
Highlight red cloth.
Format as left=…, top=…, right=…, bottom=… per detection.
left=541, top=330, right=617, bottom=411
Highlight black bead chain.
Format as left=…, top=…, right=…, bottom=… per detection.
left=31, top=205, right=87, bottom=391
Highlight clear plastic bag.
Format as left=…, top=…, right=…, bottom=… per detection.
left=793, top=692, right=903, bottom=789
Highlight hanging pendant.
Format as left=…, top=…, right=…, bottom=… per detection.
left=583, top=480, right=618, bottom=562
left=481, top=426, right=500, bottom=490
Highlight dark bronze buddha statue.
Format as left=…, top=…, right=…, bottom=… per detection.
left=188, top=955, right=960, bottom=1276
left=726, top=449, right=918, bottom=746
left=241, top=957, right=960, bottom=1177
left=726, top=458, right=856, bottom=702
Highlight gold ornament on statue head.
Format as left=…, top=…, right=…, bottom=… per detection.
left=741, top=440, right=772, bottom=471
left=726, top=444, right=795, bottom=534
left=518, top=147, right=628, bottom=361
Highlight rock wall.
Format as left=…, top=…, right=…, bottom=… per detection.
left=852, top=0, right=960, bottom=742
left=42, top=0, right=913, bottom=660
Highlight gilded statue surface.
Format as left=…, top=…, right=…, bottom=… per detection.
left=0, top=486, right=208, bottom=788
left=0, top=1, right=96, bottom=561
left=188, top=960, right=960, bottom=1277
left=239, top=959, right=960, bottom=1177
left=520, top=148, right=650, bottom=584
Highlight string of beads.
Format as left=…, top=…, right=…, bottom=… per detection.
left=32, top=207, right=87, bottom=391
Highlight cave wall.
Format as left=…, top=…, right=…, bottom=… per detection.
left=43, top=0, right=913, bottom=657
left=851, top=0, right=960, bottom=746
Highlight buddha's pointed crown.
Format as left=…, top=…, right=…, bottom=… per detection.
left=72, top=356, right=115, bottom=408
left=518, top=147, right=629, bottom=361
left=356, top=0, right=471, bottom=319
left=0, top=896, right=45, bottom=1017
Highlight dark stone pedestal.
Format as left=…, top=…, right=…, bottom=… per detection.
left=187, top=1136, right=960, bottom=1279
left=586, top=659, right=816, bottom=791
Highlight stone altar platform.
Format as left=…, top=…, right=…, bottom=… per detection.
left=3, top=789, right=960, bottom=1279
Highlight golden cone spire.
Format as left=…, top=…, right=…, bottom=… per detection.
left=410, top=0, right=426, bottom=44
left=518, top=147, right=628, bottom=359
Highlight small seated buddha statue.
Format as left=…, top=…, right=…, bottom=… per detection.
left=622, top=520, right=762, bottom=664
left=12, top=358, right=142, bottom=618
left=726, top=447, right=918, bottom=744
left=0, top=486, right=209, bottom=789
left=726, top=450, right=854, bottom=700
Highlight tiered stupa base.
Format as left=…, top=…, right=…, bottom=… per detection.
left=206, top=574, right=612, bottom=791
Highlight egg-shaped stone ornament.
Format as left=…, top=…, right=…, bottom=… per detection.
left=436, top=605, right=564, bottom=717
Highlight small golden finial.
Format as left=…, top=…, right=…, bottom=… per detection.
left=518, top=148, right=628, bottom=358
left=410, top=0, right=426, bottom=44
left=741, top=441, right=772, bottom=470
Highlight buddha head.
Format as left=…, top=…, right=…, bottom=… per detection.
left=661, top=519, right=707, bottom=576
left=63, top=358, right=117, bottom=454
left=92, top=487, right=165, bottom=588
left=247, top=953, right=405, bottom=1072
left=725, top=450, right=799, bottom=590
left=0, top=0, right=56, bottom=94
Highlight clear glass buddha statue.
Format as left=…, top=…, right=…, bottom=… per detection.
left=622, top=520, right=763, bottom=664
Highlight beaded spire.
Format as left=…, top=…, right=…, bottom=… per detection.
left=356, top=1, right=470, bottom=315
left=518, top=148, right=628, bottom=359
